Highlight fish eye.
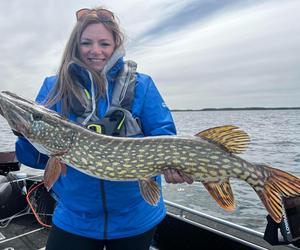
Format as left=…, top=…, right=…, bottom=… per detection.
left=32, top=113, right=43, bottom=120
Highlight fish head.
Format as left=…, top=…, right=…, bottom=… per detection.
left=0, top=91, right=76, bottom=155
left=0, top=91, right=32, bottom=136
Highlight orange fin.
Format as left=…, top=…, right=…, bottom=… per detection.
left=44, top=157, right=66, bottom=191
left=139, top=178, right=161, bottom=205
left=202, top=178, right=236, bottom=211
left=252, top=164, right=300, bottom=223
left=195, top=125, right=250, bottom=154
left=61, top=163, right=67, bottom=176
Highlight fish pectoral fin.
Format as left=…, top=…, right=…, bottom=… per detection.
left=203, top=178, right=236, bottom=211
left=195, top=125, right=250, bottom=154
left=43, top=157, right=65, bottom=191
left=138, top=178, right=161, bottom=206
left=61, top=163, right=67, bottom=176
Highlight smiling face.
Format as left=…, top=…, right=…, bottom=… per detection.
left=79, top=23, right=116, bottom=71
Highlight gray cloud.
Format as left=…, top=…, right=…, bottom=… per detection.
left=130, top=0, right=300, bottom=108
left=133, top=0, right=271, bottom=45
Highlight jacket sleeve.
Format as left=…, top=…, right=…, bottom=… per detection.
left=15, top=77, right=54, bottom=169
left=137, top=75, right=176, bottom=136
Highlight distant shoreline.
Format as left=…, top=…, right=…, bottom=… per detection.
left=171, top=107, right=300, bottom=112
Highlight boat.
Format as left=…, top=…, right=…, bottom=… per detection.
left=0, top=151, right=297, bottom=250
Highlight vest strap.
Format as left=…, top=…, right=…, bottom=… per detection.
left=111, top=60, right=137, bottom=110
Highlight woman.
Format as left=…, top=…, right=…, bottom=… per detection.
left=16, top=7, right=192, bottom=250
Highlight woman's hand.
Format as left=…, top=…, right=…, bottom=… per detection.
left=163, top=169, right=194, bottom=184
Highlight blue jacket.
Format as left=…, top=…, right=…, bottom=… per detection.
left=15, top=58, right=176, bottom=239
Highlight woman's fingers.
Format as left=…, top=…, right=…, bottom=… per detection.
left=163, top=169, right=193, bottom=184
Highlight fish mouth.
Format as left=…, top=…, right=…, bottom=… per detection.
left=0, top=92, right=31, bottom=136
left=7, top=109, right=31, bottom=136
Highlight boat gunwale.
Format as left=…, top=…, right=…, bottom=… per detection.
left=164, top=200, right=297, bottom=250
left=164, top=200, right=264, bottom=237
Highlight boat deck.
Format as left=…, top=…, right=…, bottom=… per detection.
left=0, top=201, right=298, bottom=250
left=0, top=213, right=48, bottom=250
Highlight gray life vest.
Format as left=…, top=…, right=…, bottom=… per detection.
left=84, top=60, right=143, bottom=137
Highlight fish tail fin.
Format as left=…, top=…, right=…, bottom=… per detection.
left=251, top=164, right=300, bottom=223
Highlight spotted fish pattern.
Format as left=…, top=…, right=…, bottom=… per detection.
left=1, top=90, right=300, bottom=223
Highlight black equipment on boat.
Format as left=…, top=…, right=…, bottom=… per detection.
left=264, top=195, right=300, bottom=247
left=0, top=173, right=27, bottom=219
left=0, top=151, right=20, bottom=175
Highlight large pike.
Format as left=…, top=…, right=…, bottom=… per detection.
left=1, top=90, right=300, bottom=223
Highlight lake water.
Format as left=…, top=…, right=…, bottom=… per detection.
left=1, top=110, right=300, bottom=232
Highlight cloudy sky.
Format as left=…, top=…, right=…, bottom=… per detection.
left=0, top=0, right=299, bottom=109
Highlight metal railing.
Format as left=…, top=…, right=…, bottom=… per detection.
left=165, top=200, right=264, bottom=237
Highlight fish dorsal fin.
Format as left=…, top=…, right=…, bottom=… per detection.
left=202, top=178, right=236, bottom=211
left=195, top=125, right=250, bottom=154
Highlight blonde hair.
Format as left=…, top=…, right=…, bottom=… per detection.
left=45, top=7, right=125, bottom=116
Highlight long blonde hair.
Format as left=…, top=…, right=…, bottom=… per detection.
left=45, top=7, right=124, bottom=116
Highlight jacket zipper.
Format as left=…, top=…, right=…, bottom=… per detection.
left=100, top=180, right=108, bottom=239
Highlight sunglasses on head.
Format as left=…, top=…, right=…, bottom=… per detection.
left=76, top=8, right=114, bottom=21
